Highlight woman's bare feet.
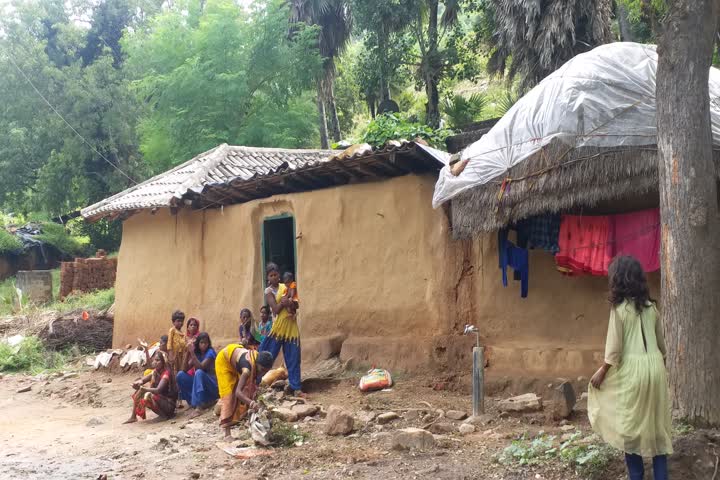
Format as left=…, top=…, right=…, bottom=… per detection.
left=122, top=417, right=137, bottom=424
left=188, top=408, right=202, bottom=419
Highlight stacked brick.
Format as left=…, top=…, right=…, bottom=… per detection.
left=60, top=250, right=117, bottom=299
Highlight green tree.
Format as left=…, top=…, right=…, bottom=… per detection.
left=289, top=0, right=353, bottom=147
left=0, top=0, right=144, bottom=226
left=124, top=0, right=323, bottom=173
left=485, top=0, right=613, bottom=90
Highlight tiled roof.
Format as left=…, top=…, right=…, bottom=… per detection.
left=81, top=142, right=449, bottom=221
left=81, top=144, right=334, bottom=220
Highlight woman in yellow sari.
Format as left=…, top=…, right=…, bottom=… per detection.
left=258, top=262, right=304, bottom=396
left=215, top=344, right=273, bottom=439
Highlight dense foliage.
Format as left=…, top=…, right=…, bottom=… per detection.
left=0, top=0, right=680, bottom=252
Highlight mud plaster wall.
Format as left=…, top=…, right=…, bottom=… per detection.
left=113, top=173, right=660, bottom=377
left=454, top=233, right=661, bottom=377
left=114, top=175, right=464, bottom=371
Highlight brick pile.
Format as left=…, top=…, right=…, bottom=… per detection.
left=60, top=250, right=117, bottom=299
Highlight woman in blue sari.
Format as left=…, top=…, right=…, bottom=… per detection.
left=177, top=332, right=219, bottom=418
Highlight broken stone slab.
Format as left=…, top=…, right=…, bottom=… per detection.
left=272, top=407, right=299, bottom=423
left=559, top=424, right=576, bottom=432
left=291, top=404, right=319, bottom=419
left=271, top=379, right=287, bottom=391
left=391, top=428, right=436, bottom=451
left=377, top=412, right=400, bottom=425
left=445, top=410, right=468, bottom=421
left=324, top=405, right=354, bottom=436
left=429, top=422, right=455, bottom=434
left=16, top=385, right=31, bottom=393
left=547, top=382, right=576, bottom=420
left=458, top=423, right=475, bottom=435
left=498, top=393, right=542, bottom=413
left=357, top=411, right=377, bottom=424
left=370, top=432, right=393, bottom=448
left=463, top=414, right=494, bottom=426
left=574, top=392, right=589, bottom=413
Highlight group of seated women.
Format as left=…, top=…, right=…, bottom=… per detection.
left=123, top=308, right=274, bottom=433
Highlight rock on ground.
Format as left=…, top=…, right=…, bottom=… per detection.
left=392, top=428, right=436, bottom=451
left=324, top=405, right=354, bottom=436
left=357, top=411, right=377, bottom=423
left=272, top=407, right=299, bottom=423
left=291, top=404, right=319, bottom=419
left=547, top=382, right=576, bottom=420
left=429, top=422, right=455, bottom=434
left=445, top=410, right=467, bottom=421
left=498, top=393, right=542, bottom=413
left=458, top=423, right=475, bottom=435
left=377, top=412, right=400, bottom=425
left=464, top=414, right=493, bottom=426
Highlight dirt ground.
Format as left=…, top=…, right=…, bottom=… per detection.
left=0, top=366, right=716, bottom=480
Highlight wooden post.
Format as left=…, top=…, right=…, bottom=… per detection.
left=473, top=346, right=484, bottom=416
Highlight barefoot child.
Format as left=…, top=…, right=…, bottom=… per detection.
left=124, top=351, right=177, bottom=423
left=167, top=310, right=187, bottom=375
left=142, top=335, right=168, bottom=377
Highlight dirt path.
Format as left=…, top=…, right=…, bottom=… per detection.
left=3, top=367, right=710, bottom=480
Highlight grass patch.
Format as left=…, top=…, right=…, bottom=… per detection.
left=497, top=432, right=618, bottom=479
left=46, top=288, right=115, bottom=314
left=0, top=228, right=22, bottom=254
left=271, top=421, right=309, bottom=448
left=0, top=335, right=71, bottom=374
left=37, top=222, right=90, bottom=257
left=673, top=420, right=695, bottom=436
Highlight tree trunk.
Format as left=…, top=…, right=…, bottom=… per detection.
left=424, top=0, right=441, bottom=129
left=316, top=81, right=329, bottom=149
left=327, top=77, right=342, bottom=143
left=656, top=0, right=720, bottom=425
left=616, top=2, right=635, bottom=41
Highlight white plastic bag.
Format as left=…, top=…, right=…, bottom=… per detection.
left=250, top=410, right=272, bottom=446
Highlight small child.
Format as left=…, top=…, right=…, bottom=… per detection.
left=167, top=310, right=187, bottom=376
left=239, top=308, right=259, bottom=348
left=282, top=272, right=299, bottom=316
left=258, top=305, right=273, bottom=340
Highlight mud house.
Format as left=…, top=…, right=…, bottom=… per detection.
left=82, top=133, right=644, bottom=379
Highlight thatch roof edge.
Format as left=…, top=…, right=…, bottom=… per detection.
left=450, top=145, right=720, bottom=238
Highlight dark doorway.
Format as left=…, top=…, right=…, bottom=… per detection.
left=261, top=215, right=296, bottom=290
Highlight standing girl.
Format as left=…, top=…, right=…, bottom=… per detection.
left=258, top=263, right=303, bottom=396
left=588, top=255, right=672, bottom=480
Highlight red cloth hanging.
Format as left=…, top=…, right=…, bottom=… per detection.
left=556, top=215, right=612, bottom=276
left=611, top=208, right=661, bottom=273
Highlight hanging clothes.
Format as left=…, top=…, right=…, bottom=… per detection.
left=516, top=213, right=561, bottom=254
left=610, top=208, right=661, bottom=273
left=556, top=215, right=612, bottom=276
left=498, top=230, right=529, bottom=298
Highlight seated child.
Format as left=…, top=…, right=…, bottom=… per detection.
left=239, top=308, right=259, bottom=348
left=258, top=305, right=272, bottom=340
left=282, top=272, right=299, bottom=316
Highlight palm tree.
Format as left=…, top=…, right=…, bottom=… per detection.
left=289, top=0, right=352, bottom=147
left=487, top=0, right=613, bottom=91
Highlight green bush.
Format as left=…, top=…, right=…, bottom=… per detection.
left=0, top=228, right=22, bottom=255
left=361, top=113, right=452, bottom=148
left=442, top=93, right=487, bottom=129
left=36, top=222, right=90, bottom=257
left=497, top=432, right=618, bottom=479
left=0, top=336, right=69, bottom=373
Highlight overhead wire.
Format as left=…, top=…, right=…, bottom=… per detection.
left=5, top=49, right=139, bottom=185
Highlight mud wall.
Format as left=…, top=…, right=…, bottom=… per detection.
left=114, top=175, right=463, bottom=371
left=114, top=174, right=658, bottom=376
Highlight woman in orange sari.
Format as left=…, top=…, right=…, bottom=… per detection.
left=124, top=351, right=177, bottom=423
left=215, top=344, right=273, bottom=439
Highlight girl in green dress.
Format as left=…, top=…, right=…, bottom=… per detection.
left=589, top=255, right=672, bottom=480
